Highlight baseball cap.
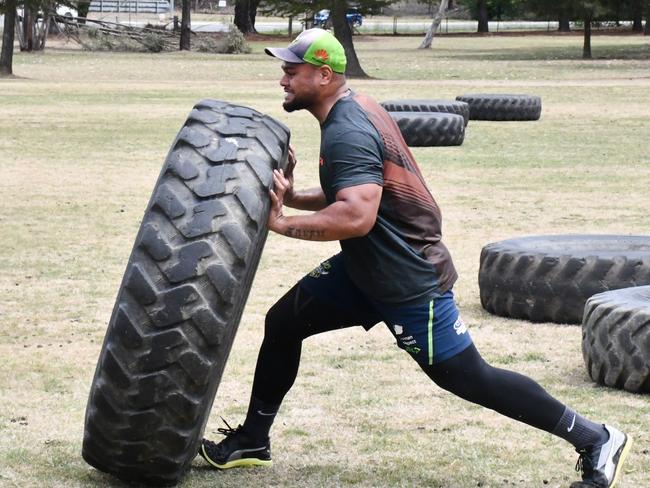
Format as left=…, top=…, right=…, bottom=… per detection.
left=265, top=28, right=347, bottom=74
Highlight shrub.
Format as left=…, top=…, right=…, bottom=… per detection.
left=221, top=25, right=251, bottom=54
left=195, top=26, right=251, bottom=54
left=140, top=32, right=167, bottom=53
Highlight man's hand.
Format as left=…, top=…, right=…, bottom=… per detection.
left=282, top=145, right=297, bottom=205
left=268, top=168, right=290, bottom=234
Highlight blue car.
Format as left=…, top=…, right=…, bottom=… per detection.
left=313, top=8, right=363, bottom=28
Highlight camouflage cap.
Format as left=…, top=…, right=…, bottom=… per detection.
left=265, top=28, right=347, bottom=74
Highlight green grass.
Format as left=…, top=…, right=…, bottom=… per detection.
left=1, top=34, right=649, bottom=487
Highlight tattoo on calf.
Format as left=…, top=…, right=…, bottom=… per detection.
left=285, top=227, right=325, bottom=240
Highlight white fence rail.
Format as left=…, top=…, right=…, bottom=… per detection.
left=89, top=0, right=171, bottom=14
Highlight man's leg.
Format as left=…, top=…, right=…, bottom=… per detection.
left=421, top=343, right=601, bottom=444
left=242, top=279, right=378, bottom=440
left=379, top=290, right=631, bottom=488
left=421, top=344, right=631, bottom=487
left=200, top=255, right=380, bottom=469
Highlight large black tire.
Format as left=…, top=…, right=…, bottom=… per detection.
left=380, top=99, right=470, bottom=126
left=479, top=235, right=650, bottom=325
left=455, top=93, right=541, bottom=121
left=389, top=111, right=465, bottom=147
left=82, top=100, right=290, bottom=486
left=582, top=286, right=650, bottom=393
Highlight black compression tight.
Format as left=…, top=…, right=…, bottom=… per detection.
left=419, top=343, right=565, bottom=432
left=250, top=283, right=565, bottom=434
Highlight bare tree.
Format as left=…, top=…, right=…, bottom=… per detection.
left=419, top=0, right=449, bottom=49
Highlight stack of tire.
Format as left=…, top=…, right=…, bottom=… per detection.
left=380, top=99, right=468, bottom=147
left=381, top=94, right=541, bottom=148
left=478, top=234, right=650, bottom=394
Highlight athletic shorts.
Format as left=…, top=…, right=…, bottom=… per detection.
left=299, top=253, right=473, bottom=365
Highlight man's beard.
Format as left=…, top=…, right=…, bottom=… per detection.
left=282, top=92, right=313, bottom=113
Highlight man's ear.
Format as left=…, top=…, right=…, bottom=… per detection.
left=318, top=65, right=334, bottom=85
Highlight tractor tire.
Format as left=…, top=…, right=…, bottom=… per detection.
left=82, top=100, right=290, bottom=486
left=389, top=111, right=465, bottom=147
left=582, top=286, right=650, bottom=393
left=478, top=235, right=650, bottom=325
left=455, top=93, right=541, bottom=121
left=380, top=99, right=470, bottom=126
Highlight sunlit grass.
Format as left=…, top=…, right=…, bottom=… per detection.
left=1, top=33, right=649, bottom=487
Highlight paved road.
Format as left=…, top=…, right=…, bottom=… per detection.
left=190, top=19, right=562, bottom=34
left=0, top=17, right=575, bottom=34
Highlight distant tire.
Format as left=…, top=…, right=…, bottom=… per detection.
left=582, top=286, right=650, bottom=393
left=381, top=99, right=470, bottom=126
left=389, top=111, right=465, bottom=147
left=456, top=93, right=541, bottom=121
left=82, top=100, right=290, bottom=486
left=478, top=235, right=650, bottom=324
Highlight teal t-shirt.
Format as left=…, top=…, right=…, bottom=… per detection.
left=318, top=93, right=458, bottom=305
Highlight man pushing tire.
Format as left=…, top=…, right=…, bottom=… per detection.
left=199, top=29, right=631, bottom=488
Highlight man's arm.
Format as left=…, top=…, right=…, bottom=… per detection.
left=269, top=169, right=381, bottom=241
left=284, top=187, right=328, bottom=211
left=280, top=145, right=328, bottom=211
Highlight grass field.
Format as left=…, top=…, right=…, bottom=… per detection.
left=1, top=33, right=649, bottom=487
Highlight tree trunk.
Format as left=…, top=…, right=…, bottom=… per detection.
left=420, top=0, right=449, bottom=49
left=477, top=0, right=489, bottom=33
left=249, top=0, right=260, bottom=31
left=22, top=5, right=34, bottom=52
left=632, top=0, right=643, bottom=32
left=180, top=0, right=191, bottom=50
left=234, top=0, right=257, bottom=34
left=558, top=9, right=571, bottom=32
left=1, top=0, right=17, bottom=76
left=583, top=10, right=592, bottom=59
left=331, top=0, right=368, bottom=78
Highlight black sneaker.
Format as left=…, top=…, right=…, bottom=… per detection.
left=570, top=425, right=632, bottom=488
left=199, top=419, right=272, bottom=470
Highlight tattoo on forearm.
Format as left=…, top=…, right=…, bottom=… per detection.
left=285, top=227, right=326, bottom=240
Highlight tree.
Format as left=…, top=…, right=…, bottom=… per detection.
left=234, top=0, right=261, bottom=34
left=1, top=0, right=17, bottom=76
left=420, top=0, right=450, bottom=49
left=180, top=0, right=191, bottom=50
left=582, top=4, right=593, bottom=58
left=477, top=0, right=489, bottom=31
left=558, top=5, right=572, bottom=31
left=631, top=0, right=643, bottom=31
left=456, top=0, right=526, bottom=33
left=1, top=0, right=50, bottom=74
left=330, top=0, right=368, bottom=77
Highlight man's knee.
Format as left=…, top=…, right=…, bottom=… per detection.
left=264, top=285, right=309, bottom=341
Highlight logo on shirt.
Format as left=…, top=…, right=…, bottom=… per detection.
left=319, top=156, right=325, bottom=166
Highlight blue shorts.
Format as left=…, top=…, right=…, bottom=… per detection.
left=300, top=254, right=472, bottom=365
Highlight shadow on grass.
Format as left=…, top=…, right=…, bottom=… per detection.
left=432, top=43, right=650, bottom=61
